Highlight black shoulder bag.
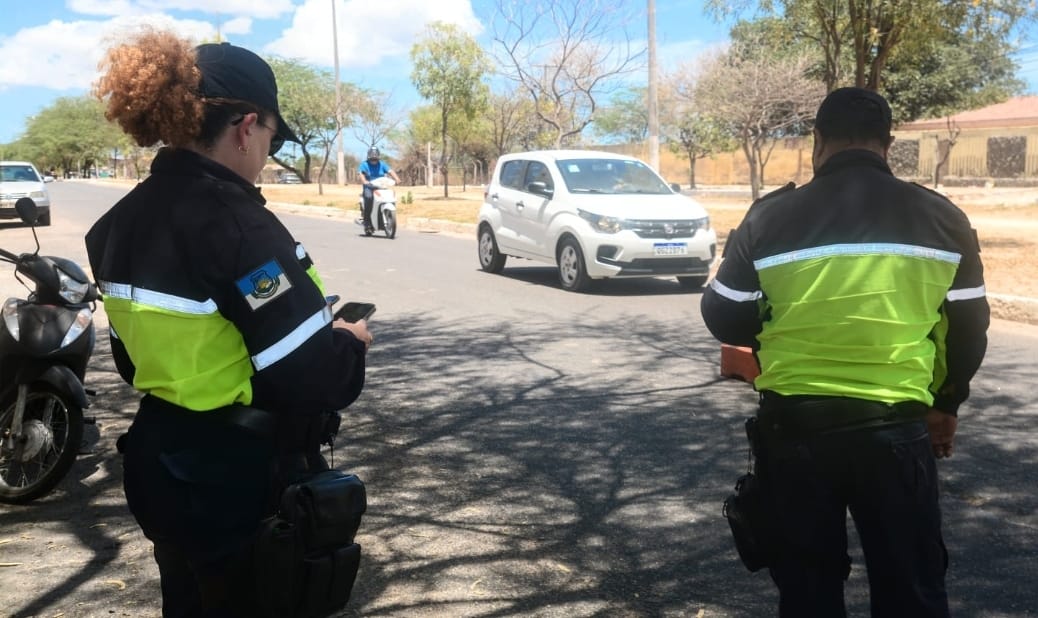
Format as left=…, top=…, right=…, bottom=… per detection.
left=254, top=469, right=367, bottom=618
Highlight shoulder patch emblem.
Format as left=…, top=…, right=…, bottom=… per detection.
left=236, top=259, right=293, bottom=310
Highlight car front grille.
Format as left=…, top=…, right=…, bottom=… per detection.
left=616, top=257, right=713, bottom=276
left=626, top=219, right=705, bottom=239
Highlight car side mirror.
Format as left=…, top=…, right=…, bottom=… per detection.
left=526, top=181, right=554, bottom=198
left=44, top=176, right=55, bottom=183
left=15, top=197, right=39, bottom=225
left=670, top=183, right=682, bottom=193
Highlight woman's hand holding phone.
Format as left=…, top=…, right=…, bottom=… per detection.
left=330, top=300, right=376, bottom=349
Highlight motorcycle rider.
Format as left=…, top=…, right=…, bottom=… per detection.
left=358, top=147, right=401, bottom=235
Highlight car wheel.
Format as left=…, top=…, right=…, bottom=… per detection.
left=478, top=226, right=507, bottom=273
left=677, top=275, right=708, bottom=290
left=557, top=237, right=591, bottom=292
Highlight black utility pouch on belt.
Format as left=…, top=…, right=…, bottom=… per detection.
left=255, top=470, right=367, bottom=618
left=722, top=417, right=775, bottom=572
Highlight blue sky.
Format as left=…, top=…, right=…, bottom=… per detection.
left=2, top=0, right=1036, bottom=153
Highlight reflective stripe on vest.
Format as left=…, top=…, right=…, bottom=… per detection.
left=752, top=242, right=961, bottom=405
left=99, top=281, right=332, bottom=411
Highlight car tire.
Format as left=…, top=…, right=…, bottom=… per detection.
left=557, top=237, right=591, bottom=292
left=677, top=275, right=708, bottom=290
left=478, top=226, right=507, bottom=273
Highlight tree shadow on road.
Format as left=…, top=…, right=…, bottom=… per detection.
left=3, top=313, right=1037, bottom=617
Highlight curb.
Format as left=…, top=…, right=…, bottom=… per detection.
left=267, top=202, right=1037, bottom=325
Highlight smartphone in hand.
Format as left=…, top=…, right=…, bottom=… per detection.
left=334, top=301, right=376, bottom=323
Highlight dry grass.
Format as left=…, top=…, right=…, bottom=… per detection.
left=261, top=181, right=1038, bottom=296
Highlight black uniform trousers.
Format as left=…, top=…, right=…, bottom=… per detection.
left=120, top=396, right=300, bottom=618
left=756, top=400, right=949, bottom=618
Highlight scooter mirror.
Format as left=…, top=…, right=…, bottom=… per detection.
left=14, top=197, right=39, bottom=225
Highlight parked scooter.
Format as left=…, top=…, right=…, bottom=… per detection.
left=0, top=198, right=97, bottom=504
left=356, top=176, right=397, bottom=239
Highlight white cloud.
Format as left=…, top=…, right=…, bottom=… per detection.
left=222, top=17, right=254, bottom=36
left=265, top=0, right=483, bottom=69
left=68, top=0, right=294, bottom=20
left=0, top=15, right=216, bottom=91
left=66, top=0, right=139, bottom=16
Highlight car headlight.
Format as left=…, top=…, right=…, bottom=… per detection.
left=694, top=216, right=710, bottom=231
left=30, top=191, right=46, bottom=199
left=578, top=209, right=623, bottom=234
left=57, top=268, right=91, bottom=303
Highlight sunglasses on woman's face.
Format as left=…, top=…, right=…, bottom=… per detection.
left=232, top=115, right=284, bottom=157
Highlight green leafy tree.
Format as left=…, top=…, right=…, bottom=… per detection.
left=592, top=87, right=649, bottom=145
left=269, top=57, right=366, bottom=183
left=410, top=22, right=492, bottom=197
left=670, top=114, right=737, bottom=189
left=20, top=96, right=123, bottom=176
left=709, top=0, right=1036, bottom=95
left=882, top=29, right=1024, bottom=122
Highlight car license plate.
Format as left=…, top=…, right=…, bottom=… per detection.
left=654, top=242, right=687, bottom=256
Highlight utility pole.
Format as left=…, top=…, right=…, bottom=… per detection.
left=647, top=0, right=660, bottom=172
left=332, top=0, right=346, bottom=186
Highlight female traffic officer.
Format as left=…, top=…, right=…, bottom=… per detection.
left=87, top=30, right=373, bottom=617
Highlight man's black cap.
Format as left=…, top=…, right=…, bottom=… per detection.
left=813, top=87, right=892, bottom=142
left=195, top=42, right=302, bottom=146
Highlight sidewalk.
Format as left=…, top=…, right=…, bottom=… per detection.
left=268, top=201, right=1038, bottom=326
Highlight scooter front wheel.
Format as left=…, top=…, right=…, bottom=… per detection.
left=383, top=210, right=396, bottom=239
left=0, top=384, right=83, bottom=504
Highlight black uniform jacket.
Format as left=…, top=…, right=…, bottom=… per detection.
left=701, top=150, right=989, bottom=415
left=85, top=148, right=366, bottom=417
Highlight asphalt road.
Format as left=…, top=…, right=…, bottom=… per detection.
left=1, top=181, right=1037, bottom=617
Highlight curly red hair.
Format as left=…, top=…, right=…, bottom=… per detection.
left=94, top=29, right=204, bottom=148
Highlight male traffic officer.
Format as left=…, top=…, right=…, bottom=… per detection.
left=701, top=87, right=989, bottom=617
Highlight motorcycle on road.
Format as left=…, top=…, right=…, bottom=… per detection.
left=0, top=198, right=98, bottom=504
left=356, top=176, right=398, bottom=239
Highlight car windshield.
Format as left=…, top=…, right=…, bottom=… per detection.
left=556, top=158, right=672, bottom=195
left=0, top=165, right=40, bottom=183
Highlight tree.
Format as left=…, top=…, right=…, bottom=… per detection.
left=410, top=22, right=491, bottom=197
left=268, top=57, right=365, bottom=183
left=21, top=96, right=123, bottom=176
left=486, top=88, right=549, bottom=156
left=351, top=88, right=405, bottom=152
left=882, top=30, right=1024, bottom=123
left=695, top=41, right=824, bottom=200
left=708, top=0, right=1036, bottom=95
left=662, top=65, right=738, bottom=189
left=671, top=114, right=736, bottom=189
left=491, top=0, right=644, bottom=148
left=592, top=87, right=649, bottom=144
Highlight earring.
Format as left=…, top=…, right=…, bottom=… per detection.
left=238, top=145, right=250, bottom=155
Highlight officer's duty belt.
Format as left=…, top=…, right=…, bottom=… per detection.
left=758, top=392, right=928, bottom=435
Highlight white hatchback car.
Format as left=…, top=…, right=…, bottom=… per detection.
left=0, top=161, right=52, bottom=226
left=477, top=150, right=717, bottom=292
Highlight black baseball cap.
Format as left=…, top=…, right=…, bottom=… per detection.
left=195, top=42, right=301, bottom=147
left=813, top=87, right=892, bottom=142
